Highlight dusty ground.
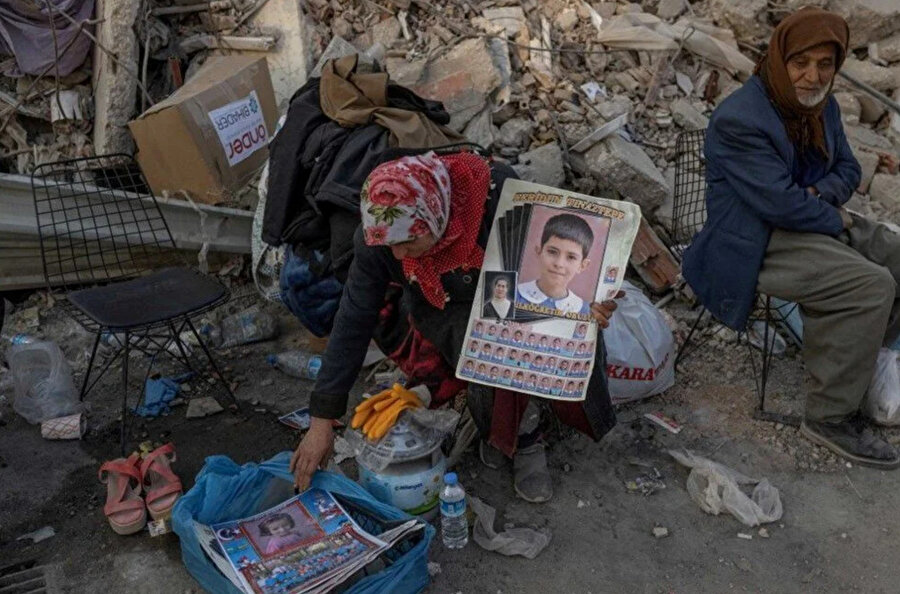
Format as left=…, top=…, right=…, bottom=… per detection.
left=2, top=293, right=900, bottom=593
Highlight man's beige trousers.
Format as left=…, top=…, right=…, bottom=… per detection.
left=757, top=213, right=900, bottom=423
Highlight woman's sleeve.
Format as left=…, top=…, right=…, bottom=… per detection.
left=309, top=229, right=390, bottom=419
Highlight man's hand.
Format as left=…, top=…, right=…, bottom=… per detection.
left=290, top=417, right=335, bottom=491
left=590, top=290, right=625, bottom=329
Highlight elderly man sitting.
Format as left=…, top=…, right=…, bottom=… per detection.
left=683, top=7, right=900, bottom=468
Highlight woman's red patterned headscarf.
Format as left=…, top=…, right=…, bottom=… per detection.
left=361, top=151, right=491, bottom=308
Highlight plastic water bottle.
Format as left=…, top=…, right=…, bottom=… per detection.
left=440, top=472, right=468, bottom=549
left=266, top=350, right=322, bottom=380
left=203, top=310, right=278, bottom=348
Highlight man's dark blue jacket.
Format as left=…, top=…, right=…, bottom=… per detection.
left=682, top=76, right=861, bottom=330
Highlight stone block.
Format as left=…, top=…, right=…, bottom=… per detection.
left=869, top=173, right=900, bottom=209
left=462, top=105, right=495, bottom=148
left=513, top=142, right=565, bottom=187
left=656, top=0, right=686, bottom=20
left=845, top=123, right=894, bottom=150
left=840, top=57, right=897, bottom=92
left=853, top=148, right=880, bottom=193
left=371, top=17, right=401, bottom=48
left=871, top=33, right=900, bottom=63
left=857, top=93, right=887, bottom=123
left=482, top=7, right=526, bottom=38
left=832, top=0, right=900, bottom=49
left=403, top=38, right=502, bottom=131
left=707, top=0, right=767, bottom=39
left=569, top=135, right=670, bottom=213
left=834, top=91, right=861, bottom=124
left=497, top=118, right=536, bottom=148
left=671, top=98, right=709, bottom=130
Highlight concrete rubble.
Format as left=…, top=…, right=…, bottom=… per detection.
left=0, top=0, right=897, bottom=262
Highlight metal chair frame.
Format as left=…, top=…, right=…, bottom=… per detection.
left=670, top=131, right=801, bottom=426
left=31, top=154, right=237, bottom=452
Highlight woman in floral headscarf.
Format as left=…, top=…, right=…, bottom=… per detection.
left=290, top=150, right=621, bottom=503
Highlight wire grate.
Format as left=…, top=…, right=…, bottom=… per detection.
left=671, top=129, right=708, bottom=259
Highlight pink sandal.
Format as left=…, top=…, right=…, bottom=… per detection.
left=99, top=454, right=147, bottom=535
left=140, top=443, right=183, bottom=521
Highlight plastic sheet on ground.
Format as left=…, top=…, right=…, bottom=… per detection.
left=468, top=495, right=551, bottom=559
left=669, top=449, right=783, bottom=527
left=864, top=348, right=900, bottom=426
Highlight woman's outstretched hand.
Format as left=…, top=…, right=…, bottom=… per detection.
left=590, top=290, right=626, bottom=329
left=290, top=417, right=335, bottom=492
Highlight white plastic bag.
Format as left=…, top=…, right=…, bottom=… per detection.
left=8, top=341, right=81, bottom=424
left=864, top=348, right=900, bottom=426
left=605, top=281, right=676, bottom=404
left=670, top=449, right=783, bottom=527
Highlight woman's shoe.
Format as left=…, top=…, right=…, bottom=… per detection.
left=513, top=443, right=553, bottom=503
left=140, top=443, right=183, bottom=520
left=99, top=453, right=147, bottom=535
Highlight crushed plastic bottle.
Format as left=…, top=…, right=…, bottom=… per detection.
left=266, top=350, right=322, bottom=380
left=440, top=472, right=468, bottom=549
left=202, top=309, right=278, bottom=349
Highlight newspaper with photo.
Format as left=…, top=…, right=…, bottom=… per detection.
left=456, top=179, right=641, bottom=401
left=207, top=489, right=399, bottom=594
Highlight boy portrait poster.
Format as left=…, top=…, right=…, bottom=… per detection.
left=516, top=205, right=610, bottom=320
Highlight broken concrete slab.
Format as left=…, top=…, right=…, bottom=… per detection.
left=595, top=95, right=634, bottom=121
left=482, top=7, right=526, bottom=38
left=671, top=98, right=709, bottom=130
left=707, top=0, right=767, bottom=40
left=857, top=93, right=887, bottom=124
left=871, top=33, right=900, bottom=63
left=869, top=173, right=900, bottom=209
left=400, top=38, right=502, bottom=131
left=845, top=124, right=895, bottom=151
left=833, top=0, right=900, bottom=49
left=656, top=0, right=686, bottom=20
left=371, top=17, right=402, bottom=49
left=840, top=58, right=898, bottom=92
left=463, top=104, right=495, bottom=148
left=834, top=92, right=862, bottom=124
left=92, top=0, right=140, bottom=155
left=497, top=118, right=536, bottom=148
left=513, top=142, right=565, bottom=187
left=851, top=148, right=880, bottom=194
left=569, top=135, right=670, bottom=213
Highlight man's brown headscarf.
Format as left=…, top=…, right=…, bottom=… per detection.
left=754, top=7, right=850, bottom=159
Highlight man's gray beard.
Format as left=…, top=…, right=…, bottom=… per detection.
left=797, top=86, right=830, bottom=107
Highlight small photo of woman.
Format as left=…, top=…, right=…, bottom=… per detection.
left=482, top=271, right=517, bottom=320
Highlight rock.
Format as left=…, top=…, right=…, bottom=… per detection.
left=656, top=0, right=685, bottom=20
left=404, top=38, right=502, bottom=131
left=554, top=7, right=578, bottom=31
left=514, top=142, right=565, bottom=187
left=497, top=118, right=536, bottom=148
left=840, top=58, right=898, bottom=92
left=463, top=105, right=495, bottom=148
left=186, top=396, right=224, bottom=419
left=595, top=95, right=633, bottom=120
left=870, top=173, right=900, bottom=209
left=595, top=2, right=617, bottom=20
left=670, top=98, right=709, bottom=130
left=832, top=0, right=900, bottom=49
left=707, top=0, right=767, bottom=40
left=569, top=135, right=670, bottom=213
left=312, top=36, right=367, bottom=78
left=855, top=149, right=881, bottom=193
left=859, top=93, right=887, bottom=124
left=371, top=17, right=401, bottom=48
left=482, top=7, right=526, bottom=38
left=892, top=89, right=900, bottom=135
left=871, top=33, right=900, bottom=63
left=652, top=526, right=669, bottom=538
left=845, top=124, right=894, bottom=150
left=260, top=378, right=273, bottom=387
left=834, top=92, right=861, bottom=124
left=332, top=16, right=353, bottom=40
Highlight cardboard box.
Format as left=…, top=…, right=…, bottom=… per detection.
left=129, top=55, right=277, bottom=204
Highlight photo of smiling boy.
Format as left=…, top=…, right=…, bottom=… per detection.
left=517, top=210, right=608, bottom=317
left=473, top=321, right=484, bottom=338
left=492, top=346, right=506, bottom=364
left=513, top=329, right=524, bottom=345
left=552, top=378, right=564, bottom=396
left=512, top=370, right=525, bottom=388
left=475, top=363, right=488, bottom=381
left=525, top=374, right=538, bottom=390
left=499, top=327, right=512, bottom=344
left=531, top=354, right=544, bottom=372
left=558, top=359, right=569, bottom=376
left=501, top=368, right=513, bottom=386
left=480, top=343, right=493, bottom=361
left=461, top=359, right=475, bottom=377
left=506, top=348, right=520, bottom=366
left=467, top=340, right=479, bottom=357
left=545, top=356, right=557, bottom=374
left=538, top=376, right=552, bottom=394
left=520, top=352, right=532, bottom=369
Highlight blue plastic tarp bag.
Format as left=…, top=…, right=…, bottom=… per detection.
left=172, top=452, right=434, bottom=594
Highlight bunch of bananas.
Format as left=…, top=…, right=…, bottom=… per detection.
left=351, top=383, right=423, bottom=441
